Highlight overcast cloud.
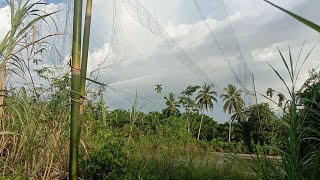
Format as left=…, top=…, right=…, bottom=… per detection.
left=0, top=0, right=319, bottom=123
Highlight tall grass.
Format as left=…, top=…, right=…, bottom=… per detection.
left=0, top=0, right=56, bottom=117
left=127, top=149, right=255, bottom=180
left=261, top=43, right=320, bottom=179
left=0, top=93, right=69, bottom=179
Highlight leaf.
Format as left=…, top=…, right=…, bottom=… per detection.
left=277, top=47, right=293, bottom=82
left=267, top=63, right=292, bottom=97
left=15, top=12, right=56, bottom=40
left=0, top=131, right=16, bottom=135
left=263, top=0, right=320, bottom=33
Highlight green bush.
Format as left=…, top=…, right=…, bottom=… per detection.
left=80, top=142, right=127, bottom=180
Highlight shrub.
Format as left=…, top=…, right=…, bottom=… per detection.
left=80, top=142, right=127, bottom=180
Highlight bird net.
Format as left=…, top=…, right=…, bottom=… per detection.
left=3, top=0, right=256, bottom=118
left=87, top=0, right=255, bottom=113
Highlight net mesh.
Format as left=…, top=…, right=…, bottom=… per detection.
left=89, top=0, right=254, bottom=112
left=3, top=0, right=256, bottom=116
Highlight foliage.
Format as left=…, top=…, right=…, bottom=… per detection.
left=241, top=103, right=285, bottom=154
left=195, top=83, right=217, bottom=111
left=163, top=92, right=180, bottom=117
left=80, top=140, right=127, bottom=180
left=154, top=84, right=163, bottom=94
left=262, top=43, right=320, bottom=179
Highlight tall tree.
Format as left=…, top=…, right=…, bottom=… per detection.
left=195, top=83, right=217, bottom=140
left=179, top=85, right=200, bottom=132
left=220, top=84, right=244, bottom=142
left=163, top=92, right=180, bottom=117
left=154, top=84, right=162, bottom=94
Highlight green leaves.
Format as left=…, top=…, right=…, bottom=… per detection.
left=0, top=0, right=56, bottom=69
left=263, top=0, right=320, bottom=33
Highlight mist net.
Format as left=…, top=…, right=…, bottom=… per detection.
left=85, top=0, right=254, bottom=113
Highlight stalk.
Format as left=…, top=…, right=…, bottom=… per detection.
left=80, top=0, right=93, bottom=113
left=69, top=0, right=83, bottom=179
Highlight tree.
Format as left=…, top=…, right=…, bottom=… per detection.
left=297, top=69, right=320, bottom=177
left=266, top=88, right=275, bottom=105
left=179, top=85, right=200, bottom=132
left=195, top=83, right=217, bottom=140
left=241, top=103, right=281, bottom=153
left=220, top=84, right=244, bottom=142
left=154, top=84, right=162, bottom=94
left=266, top=88, right=274, bottom=99
left=277, top=92, right=285, bottom=108
left=163, top=92, right=180, bottom=117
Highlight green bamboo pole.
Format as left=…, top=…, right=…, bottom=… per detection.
left=69, top=0, right=83, bottom=179
left=80, top=0, right=93, bottom=113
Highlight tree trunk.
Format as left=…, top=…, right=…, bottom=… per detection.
left=0, top=67, right=5, bottom=118
left=186, top=116, right=190, bottom=133
left=228, top=119, right=232, bottom=142
left=197, top=113, right=204, bottom=140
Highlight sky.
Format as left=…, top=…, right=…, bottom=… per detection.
left=0, top=0, right=320, bottom=123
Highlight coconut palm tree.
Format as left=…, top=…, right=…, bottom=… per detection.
left=266, top=88, right=274, bottom=99
left=266, top=87, right=275, bottom=106
left=195, top=83, right=217, bottom=140
left=163, top=92, right=180, bottom=117
left=220, top=84, right=244, bottom=142
left=277, top=92, right=285, bottom=108
left=154, top=84, right=162, bottom=94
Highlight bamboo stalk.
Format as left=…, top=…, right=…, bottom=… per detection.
left=80, top=0, right=93, bottom=113
left=69, top=0, right=83, bottom=179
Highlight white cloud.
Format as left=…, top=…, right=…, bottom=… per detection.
left=0, top=6, right=10, bottom=41
left=251, top=43, right=281, bottom=62
left=88, top=43, right=110, bottom=73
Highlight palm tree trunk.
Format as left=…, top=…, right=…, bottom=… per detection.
left=0, top=67, right=5, bottom=118
left=69, top=0, right=83, bottom=179
left=186, top=116, right=190, bottom=133
left=228, top=118, right=232, bottom=142
left=197, top=113, right=204, bottom=140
